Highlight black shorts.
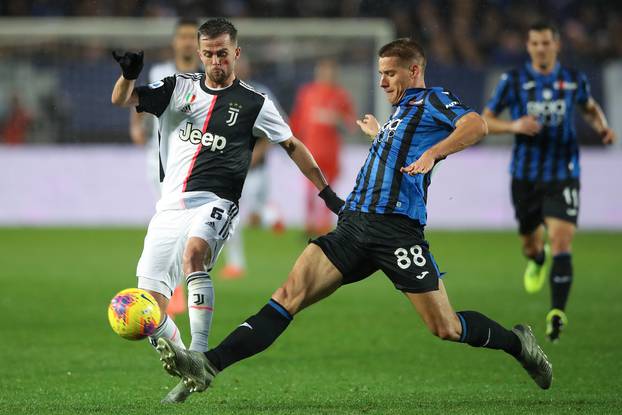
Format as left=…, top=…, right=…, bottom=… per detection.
left=311, top=210, right=441, bottom=293
left=511, top=179, right=580, bottom=235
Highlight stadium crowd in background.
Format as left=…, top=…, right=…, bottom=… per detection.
left=1, top=0, right=621, bottom=67
left=1, top=1, right=620, bottom=146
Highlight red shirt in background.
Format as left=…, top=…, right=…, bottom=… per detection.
left=289, top=81, right=355, bottom=180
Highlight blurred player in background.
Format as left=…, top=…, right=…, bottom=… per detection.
left=290, top=58, right=355, bottom=236
left=1, top=93, right=32, bottom=144
left=157, top=38, right=553, bottom=396
left=129, top=18, right=200, bottom=318
left=220, top=56, right=286, bottom=280
left=483, top=21, right=616, bottom=342
left=111, top=18, right=342, bottom=403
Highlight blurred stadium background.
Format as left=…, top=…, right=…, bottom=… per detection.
left=1, top=2, right=621, bottom=414
left=0, top=0, right=620, bottom=227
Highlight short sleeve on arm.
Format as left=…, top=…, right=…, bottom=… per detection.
left=253, top=96, right=293, bottom=143
left=576, top=72, right=591, bottom=107
left=427, top=90, right=474, bottom=129
left=135, top=76, right=176, bottom=117
left=485, top=72, right=512, bottom=115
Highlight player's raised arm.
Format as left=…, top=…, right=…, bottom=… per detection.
left=401, top=112, right=488, bottom=176
left=111, top=50, right=144, bottom=107
left=279, top=136, right=344, bottom=214
left=579, top=98, right=617, bottom=145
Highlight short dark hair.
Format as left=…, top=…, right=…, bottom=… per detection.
left=528, top=21, right=559, bottom=38
left=378, top=38, right=426, bottom=71
left=198, top=18, right=238, bottom=43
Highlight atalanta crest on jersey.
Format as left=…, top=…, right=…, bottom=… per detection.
left=226, top=102, right=242, bottom=126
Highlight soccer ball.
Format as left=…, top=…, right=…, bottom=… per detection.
left=108, top=288, right=161, bottom=340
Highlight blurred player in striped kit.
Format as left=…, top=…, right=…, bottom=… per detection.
left=483, top=21, right=616, bottom=342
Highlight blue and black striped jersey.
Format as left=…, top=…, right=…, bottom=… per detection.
left=486, top=62, right=591, bottom=182
left=343, top=87, right=473, bottom=224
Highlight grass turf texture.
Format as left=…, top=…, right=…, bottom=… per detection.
left=0, top=228, right=620, bottom=415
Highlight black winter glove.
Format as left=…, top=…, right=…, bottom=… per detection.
left=112, top=50, right=144, bottom=80
left=318, top=185, right=345, bottom=215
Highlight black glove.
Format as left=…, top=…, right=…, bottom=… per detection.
left=112, top=50, right=144, bottom=80
left=318, top=185, right=345, bottom=215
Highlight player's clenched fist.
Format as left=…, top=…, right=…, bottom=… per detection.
left=112, top=50, right=144, bottom=80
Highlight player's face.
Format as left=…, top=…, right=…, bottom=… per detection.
left=378, top=56, right=418, bottom=105
left=173, top=24, right=198, bottom=61
left=198, top=34, right=240, bottom=87
left=526, top=30, right=559, bottom=70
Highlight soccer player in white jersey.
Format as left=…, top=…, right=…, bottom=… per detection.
left=129, top=18, right=200, bottom=319
left=111, top=18, right=344, bottom=403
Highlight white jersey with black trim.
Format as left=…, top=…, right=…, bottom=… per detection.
left=135, top=74, right=292, bottom=211
left=146, top=61, right=177, bottom=146
left=142, top=61, right=179, bottom=191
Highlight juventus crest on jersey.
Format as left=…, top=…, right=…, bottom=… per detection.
left=135, top=74, right=291, bottom=210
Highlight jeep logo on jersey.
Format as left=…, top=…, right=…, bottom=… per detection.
left=179, top=122, right=227, bottom=151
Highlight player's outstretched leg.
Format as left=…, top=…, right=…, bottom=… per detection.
left=455, top=312, right=552, bottom=388
left=157, top=338, right=219, bottom=392
left=158, top=244, right=343, bottom=391
left=407, top=281, right=552, bottom=389
left=512, top=324, right=553, bottom=389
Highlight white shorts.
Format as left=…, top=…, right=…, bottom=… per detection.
left=136, top=196, right=239, bottom=298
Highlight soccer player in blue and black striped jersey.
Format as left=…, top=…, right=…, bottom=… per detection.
left=156, top=38, right=553, bottom=395
left=483, top=22, right=616, bottom=342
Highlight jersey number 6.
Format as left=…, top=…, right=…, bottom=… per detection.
left=211, top=207, right=225, bottom=220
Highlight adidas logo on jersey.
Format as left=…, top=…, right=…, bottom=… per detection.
left=179, top=122, right=227, bottom=151
left=180, top=104, right=192, bottom=113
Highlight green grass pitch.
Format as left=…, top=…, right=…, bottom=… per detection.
left=0, top=227, right=621, bottom=414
